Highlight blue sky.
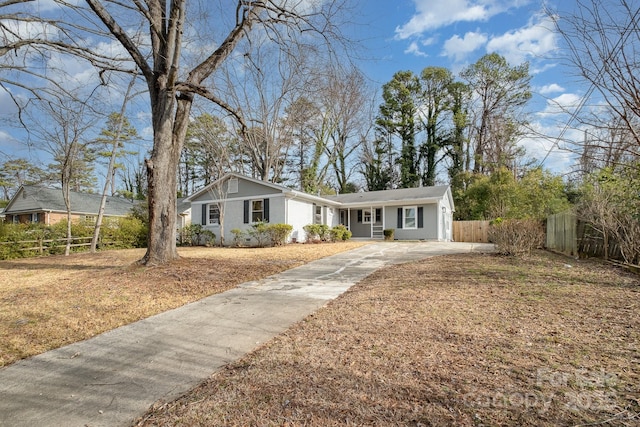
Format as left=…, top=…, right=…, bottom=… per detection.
left=1, top=0, right=589, bottom=178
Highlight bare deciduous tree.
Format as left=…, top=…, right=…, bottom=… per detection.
left=549, top=0, right=640, bottom=146
left=28, top=96, right=98, bottom=255
left=2, top=1, right=352, bottom=264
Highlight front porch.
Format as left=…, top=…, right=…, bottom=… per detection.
left=340, top=207, right=385, bottom=239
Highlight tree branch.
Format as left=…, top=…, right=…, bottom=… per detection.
left=84, top=0, right=153, bottom=79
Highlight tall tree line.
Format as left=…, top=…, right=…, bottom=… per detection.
left=363, top=53, right=532, bottom=194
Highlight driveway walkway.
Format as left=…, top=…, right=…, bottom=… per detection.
left=0, top=242, right=493, bottom=427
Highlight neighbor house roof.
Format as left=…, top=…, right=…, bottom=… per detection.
left=4, top=185, right=135, bottom=217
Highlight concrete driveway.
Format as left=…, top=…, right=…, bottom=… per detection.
left=0, top=241, right=493, bottom=427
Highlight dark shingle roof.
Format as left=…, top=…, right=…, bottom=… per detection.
left=6, top=186, right=135, bottom=217
left=324, top=185, right=450, bottom=205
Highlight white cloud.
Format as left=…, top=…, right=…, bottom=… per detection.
left=539, top=83, right=565, bottom=95
left=395, top=0, right=533, bottom=39
left=519, top=133, right=576, bottom=173
left=404, top=41, right=428, bottom=57
left=442, top=31, right=488, bottom=62
left=485, top=14, right=557, bottom=65
left=539, top=93, right=583, bottom=116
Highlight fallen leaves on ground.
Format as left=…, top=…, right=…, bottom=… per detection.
left=136, top=251, right=640, bottom=427
left=0, top=242, right=369, bottom=367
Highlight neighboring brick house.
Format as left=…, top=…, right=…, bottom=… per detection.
left=3, top=186, right=135, bottom=225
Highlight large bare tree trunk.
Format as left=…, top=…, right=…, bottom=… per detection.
left=140, top=85, right=193, bottom=264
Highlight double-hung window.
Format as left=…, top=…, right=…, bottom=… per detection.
left=403, top=206, right=417, bottom=229
left=208, top=204, right=220, bottom=225
left=314, top=205, right=322, bottom=224
left=363, top=209, right=372, bottom=223
left=251, top=200, right=264, bottom=222
left=243, top=198, right=269, bottom=224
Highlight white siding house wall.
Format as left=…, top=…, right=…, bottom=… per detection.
left=326, top=206, right=339, bottom=227
left=286, top=197, right=314, bottom=242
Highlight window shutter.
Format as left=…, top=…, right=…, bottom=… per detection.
left=201, top=204, right=207, bottom=225
left=418, top=207, right=424, bottom=228
left=263, top=198, right=270, bottom=222
left=357, top=209, right=363, bottom=223
left=243, top=200, right=249, bottom=224
left=397, top=207, right=403, bottom=229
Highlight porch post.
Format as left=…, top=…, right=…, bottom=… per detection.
left=370, top=205, right=373, bottom=238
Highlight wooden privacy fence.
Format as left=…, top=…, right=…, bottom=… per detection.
left=546, top=211, right=625, bottom=261
left=453, top=220, right=491, bottom=243
left=546, top=211, right=577, bottom=256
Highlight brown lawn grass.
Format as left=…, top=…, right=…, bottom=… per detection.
left=135, top=251, right=640, bottom=427
left=0, top=241, right=369, bottom=367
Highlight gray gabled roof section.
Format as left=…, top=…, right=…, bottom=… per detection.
left=185, top=173, right=342, bottom=206
left=4, top=185, right=135, bottom=217
left=324, top=185, right=451, bottom=206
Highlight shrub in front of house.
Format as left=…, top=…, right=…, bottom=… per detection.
left=383, top=229, right=395, bottom=240
left=303, top=224, right=320, bottom=242
left=267, top=223, right=293, bottom=246
left=230, top=228, right=245, bottom=247
left=488, top=218, right=545, bottom=256
left=303, top=224, right=331, bottom=242
left=179, top=223, right=216, bottom=247
left=247, top=221, right=270, bottom=248
left=329, top=224, right=352, bottom=242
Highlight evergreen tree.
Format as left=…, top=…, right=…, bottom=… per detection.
left=377, top=71, right=420, bottom=188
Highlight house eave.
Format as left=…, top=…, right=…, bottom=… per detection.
left=338, top=197, right=444, bottom=209
left=286, top=190, right=342, bottom=207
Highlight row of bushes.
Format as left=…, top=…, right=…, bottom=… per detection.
left=0, top=217, right=147, bottom=260
left=230, top=222, right=294, bottom=248
left=303, top=224, right=352, bottom=243
left=182, top=222, right=354, bottom=248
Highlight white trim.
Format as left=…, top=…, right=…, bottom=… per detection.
left=341, top=198, right=441, bottom=209
left=194, top=192, right=285, bottom=204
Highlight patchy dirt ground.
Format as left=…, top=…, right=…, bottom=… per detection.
left=135, top=251, right=640, bottom=427
left=0, top=242, right=368, bottom=367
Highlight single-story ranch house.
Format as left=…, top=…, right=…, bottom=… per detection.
left=186, top=173, right=454, bottom=243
